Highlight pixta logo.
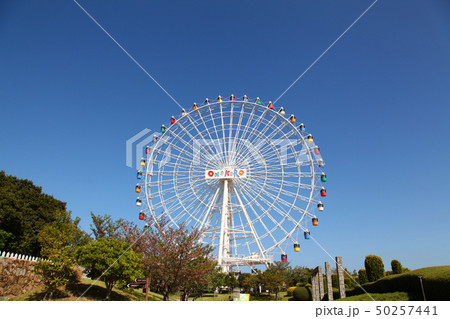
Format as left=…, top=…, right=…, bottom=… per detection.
left=126, top=129, right=172, bottom=169
left=126, top=128, right=153, bottom=169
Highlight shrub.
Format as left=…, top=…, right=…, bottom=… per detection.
left=292, top=286, right=312, bottom=301
left=331, top=273, right=338, bottom=287
left=34, top=260, right=76, bottom=300
left=391, top=260, right=403, bottom=274
left=358, top=269, right=368, bottom=284
left=344, top=277, right=351, bottom=287
left=365, top=255, right=385, bottom=282
left=286, top=286, right=297, bottom=296
left=345, top=266, right=450, bottom=301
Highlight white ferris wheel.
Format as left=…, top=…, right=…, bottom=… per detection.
left=135, top=95, right=327, bottom=272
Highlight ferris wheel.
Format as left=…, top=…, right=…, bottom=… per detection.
left=135, top=95, right=327, bottom=272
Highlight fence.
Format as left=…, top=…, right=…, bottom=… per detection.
left=0, top=250, right=49, bottom=262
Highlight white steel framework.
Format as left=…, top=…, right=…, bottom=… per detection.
left=136, top=97, right=326, bottom=271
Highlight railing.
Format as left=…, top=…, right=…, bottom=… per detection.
left=0, top=250, right=49, bottom=262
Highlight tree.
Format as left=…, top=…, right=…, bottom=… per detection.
left=238, top=273, right=254, bottom=293
left=364, top=255, right=385, bottom=282
left=34, top=210, right=90, bottom=299
left=90, top=212, right=124, bottom=240
left=208, top=268, right=227, bottom=295
left=0, top=171, right=69, bottom=256
left=358, top=269, right=368, bottom=284
left=290, top=266, right=313, bottom=285
left=258, top=266, right=285, bottom=300
left=77, top=237, right=142, bottom=300
left=123, top=220, right=216, bottom=301
left=269, top=261, right=293, bottom=288
left=391, top=259, right=403, bottom=274
left=224, top=272, right=239, bottom=288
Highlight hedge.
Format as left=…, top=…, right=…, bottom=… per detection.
left=345, top=266, right=450, bottom=301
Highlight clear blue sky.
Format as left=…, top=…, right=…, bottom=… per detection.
left=1, top=0, right=449, bottom=272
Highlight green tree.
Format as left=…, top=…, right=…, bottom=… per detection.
left=0, top=171, right=69, bottom=255
left=358, top=269, right=368, bottom=284
left=291, top=266, right=312, bottom=285
left=77, top=237, right=142, bottom=300
left=238, top=273, right=254, bottom=293
left=34, top=210, right=90, bottom=299
left=364, top=255, right=385, bottom=282
left=224, top=272, right=239, bottom=288
left=259, top=265, right=285, bottom=300
left=391, top=259, right=403, bottom=274
left=90, top=212, right=124, bottom=240
left=208, top=268, right=227, bottom=295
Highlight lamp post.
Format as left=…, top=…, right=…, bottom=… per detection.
left=418, top=276, right=426, bottom=301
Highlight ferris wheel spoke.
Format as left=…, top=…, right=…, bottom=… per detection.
left=227, top=103, right=245, bottom=163
left=242, top=181, right=300, bottom=224
left=232, top=106, right=271, bottom=165
left=189, top=107, right=226, bottom=167
left=152, top=139, right=196, bottom=165
left=173, top=117, right=219, bottom=162
left=234, top=112, right=285, bottom=158
left=253, top=181, right=311, bottom=208
left=218, top=102, right=228, bottom=165
left=196, top=186, right=221, bottom=231
left=229, top=105, right=261, bottom=165
left=233, top=188, right=268, bottom=259
left=155, top=180, right=214, bottom=219
left=233, top=115, right=278, bottom=160
left=237, top=186, right=280, bottom=248
left=240, top=185, right=298, bottom=239
left=252, top=175, right=313, bottom=192
left=179, top=185, right=220, bottom=226
left=205, top=104, right=227, bottom=166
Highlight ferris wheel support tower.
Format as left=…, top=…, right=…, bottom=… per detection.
left=215, top=177, right=270, bottom=272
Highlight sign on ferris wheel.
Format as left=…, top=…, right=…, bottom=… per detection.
left=205, top=168, right=247, bottom=179
left=134, top=95, right=327, bottom=272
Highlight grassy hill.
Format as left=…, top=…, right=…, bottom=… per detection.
left=341, top=266, right=450, bottom=301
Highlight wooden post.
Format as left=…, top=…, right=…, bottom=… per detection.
left=325, top=261, right=333, bottom=301
left=145, top=278, right=149, bottom=301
